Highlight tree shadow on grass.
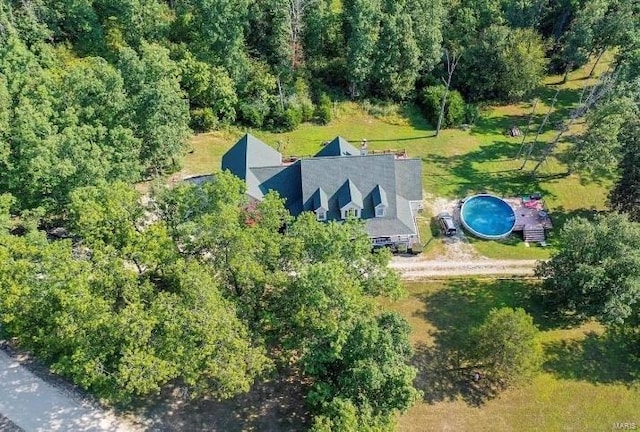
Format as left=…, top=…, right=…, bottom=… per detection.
left=410, top=279, right=549, bottom=407
left=136, top=369, right=310, bottom=432
left=469, top=84, right=583, bottom=138
left=412, top=342, right=500, bottom=408
left=545, top=206, right=605, bottom=236
left=401, top=103, right=434, bottom=132
left=422, top=140, right=562, bottom=198
left=544, top=329, right=640, bottom=385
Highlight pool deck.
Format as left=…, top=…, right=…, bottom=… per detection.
left=503, top=197, right=553, bottom=232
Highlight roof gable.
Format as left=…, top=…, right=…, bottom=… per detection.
left=372, top=185, right=388, bottom=208
left=314, top=136, right=359, bottom=157
left=222, top=135, right=423, bottom=238
left=222, top=133, right=284, bottom=199
left=222, top=133, right=282, bottom=179
left=312, top=187, right=328, bottom=211
left=338, top=179, right=363, bottom=210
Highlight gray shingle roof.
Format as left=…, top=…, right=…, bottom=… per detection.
left=372, top=185, right=388, bottom=208
left=312, top=187, right=328, bottom=210
left=222, top=133, right=283, bottom=199
left=337, top=179, right=363, bottom=210
left=394, top=159, right=422, bottom=201
left=222, top=135, right=422, bottom=238
left=314, top=136, right=360, bottom=157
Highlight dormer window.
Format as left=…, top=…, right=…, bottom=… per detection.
left=343, top=208, right=361, bottom=219
left=372, top=184, right=388, bottom=218
left=338, top=179, right=363, bottom=220
left=312, top=187, right=329, bottom=222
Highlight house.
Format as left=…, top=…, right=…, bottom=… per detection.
left=221, top=134, right=423, bottom=249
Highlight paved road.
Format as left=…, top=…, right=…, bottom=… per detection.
left=0, top=350, right=139, bottom=432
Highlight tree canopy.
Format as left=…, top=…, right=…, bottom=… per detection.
left=0, top=171, right=417, bottom=428
left=609, top=119, right=640, bottom=222
left=536, top=213, right=640, bottom=325
left=468, top=307, right=543, bottom=387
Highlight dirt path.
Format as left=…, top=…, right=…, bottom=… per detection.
left=0, top=350, right=142, bottom=432
left=390, top=256, right=540, bottom=279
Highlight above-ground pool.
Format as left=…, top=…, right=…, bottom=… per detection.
left=460, top=194, right=516, bottom=239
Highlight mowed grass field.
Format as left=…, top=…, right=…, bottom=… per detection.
left=379, top=280, right=640, bottom=432
left=181, top=56, right=614, bottom=259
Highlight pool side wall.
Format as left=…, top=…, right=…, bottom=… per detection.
left=460, top=194, right=517, bottom=240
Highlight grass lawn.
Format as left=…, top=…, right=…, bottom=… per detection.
left=180, top=56, right=615, bottom=259
left=379, top=280, right=640, bottom=432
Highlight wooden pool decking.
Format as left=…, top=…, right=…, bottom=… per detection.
left=504, top=197, right=553, bottom=243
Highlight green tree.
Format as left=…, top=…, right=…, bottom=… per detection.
left=500, top=0, right=546, bottom=29
left=371, top=0, right=421, bottom=100
left=174, top=0, right=250, bottom=79
left=307, top=312, right=420, bottom=429
left=68, top=182, right=143, bottom=250
left=153, top=172, right=292, bottom=325
left=343, top=0, right=381, bottom=97
left=236, top=60, right=279, bottom=128
left=558, top=0, right=639, bottom=80
left=468, top=307, right=543, bottom=387
left=536, top=213, right=640, bottom=325
left=94, top=0, right=172, bottom=48
left=310, top=398, right=393, bottom=432
left=43, top=0, right=104, bottom=53
left=609, top=119, right=640, bottom=222
left=303, top=0, right=344, bottom=75
left=410, top=0, right=445, bottom=73
left=246, top=0, right=292, bottom=75
left=180, top=53, right=237, bottom=124
left=117, top=43, right=191, bottom=173
left=570, top=97, right=637, bottom=176
left=419, top=84, right=466, bottom=128
left=0, top=75, right=9, bottom=170
left=455, top=25, right=546, bottom=101
left=0, top=36, right=141, bottom=211
left=558, top=0, right=609, bottom=80
left=0, top=184, right=270, bottom=402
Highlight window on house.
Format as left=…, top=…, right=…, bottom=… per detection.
left=316, top=210, right=326, bottom=221
left=347, top=209, right=358, bottom=218
left=375, top=207, right=385, bottom=217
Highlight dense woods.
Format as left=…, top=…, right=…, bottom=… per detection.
left=1, top=0, right=640, bottom=429
left=1, top=0, right=637, bottom=212
left=0, top=173, right=417, bottom=427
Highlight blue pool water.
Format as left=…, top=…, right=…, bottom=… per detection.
left=460, top=194, right=516, bottom=239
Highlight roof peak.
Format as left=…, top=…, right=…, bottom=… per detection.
left=314, top=136, right=360, bottom=157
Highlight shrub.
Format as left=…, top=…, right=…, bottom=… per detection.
left=301, top=100, right=315, bottom=122
left=361, top=100, right=398, bottom=118
left=293, top=78, right=316, bottom=122
left=266, top=105, right=303, bottom=132
left=464, top=103, right=480, bottom=125
left=189, top=108, right=217, bottom=132
left=238, top=102, right=267, bottom=128
left=315, top=93, right=332, bottom=125
left=419, top=85, right=466, bottom=128
left=446, top=91, right=465, bottom=126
